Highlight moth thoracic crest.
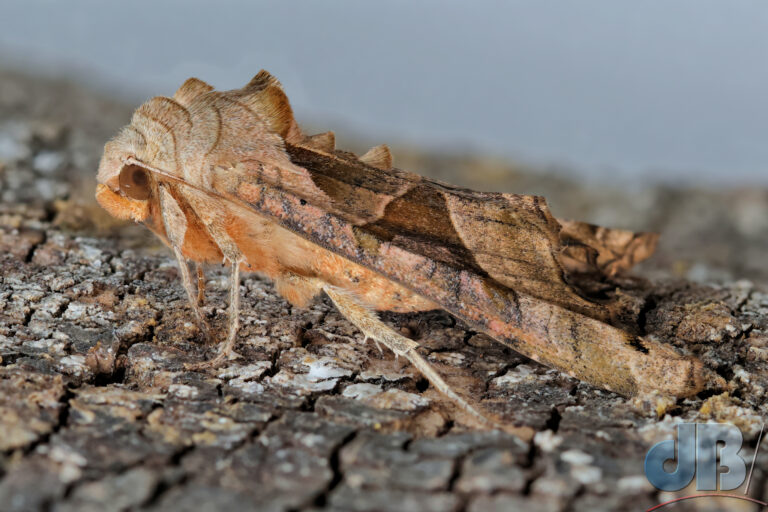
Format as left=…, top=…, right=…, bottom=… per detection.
left=118, top=164, right=152, bottom=200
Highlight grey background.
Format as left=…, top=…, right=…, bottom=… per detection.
left=2, top=0, right=766, bottom=185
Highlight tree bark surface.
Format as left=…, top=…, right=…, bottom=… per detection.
left=1, top=69, right=767, bottom=512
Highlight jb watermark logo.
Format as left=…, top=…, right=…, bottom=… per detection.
left=644, top=422, right=767, bottom=510
left=645, top=423, right=745, bottom=491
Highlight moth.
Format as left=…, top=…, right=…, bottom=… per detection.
left=96, top=71, right=719, bottom=424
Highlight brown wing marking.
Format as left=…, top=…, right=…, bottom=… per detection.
left=443, top=193, right=599, bottom=314
left=282, top=143, right=413, bottom=224
left=284, top=143, right=599, bottom=317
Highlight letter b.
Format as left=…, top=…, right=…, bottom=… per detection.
left=696, top=423, right=746, bottom=491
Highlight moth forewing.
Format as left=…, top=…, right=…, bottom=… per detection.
left=220, top=165, right=717, bottom=399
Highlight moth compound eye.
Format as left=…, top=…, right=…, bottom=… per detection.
left=118, top=164, right=151, bottom=200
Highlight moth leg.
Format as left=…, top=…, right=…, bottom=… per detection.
left=194, top=257, right=242, bottom=368
left=196, top=263, right=206, bottom=307
left=186, top=221, right=245, bottom=369
left=323, top=285, right=495, bottom=427
left=157, top=185, right=211, bottom=340
left=172, top=247, right=211, bottom=340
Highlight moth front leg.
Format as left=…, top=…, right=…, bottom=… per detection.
left=189, top=252, right=242, bottom=368
left=323, top=285, right=497, bottom=427
left=172, top=247, right=212, bottom=341
left=158, top=185, right=211, bottom=340
left=180, top=191, right=246, bottom=369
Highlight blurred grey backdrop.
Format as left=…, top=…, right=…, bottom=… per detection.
left=1, top=0, right=766, bottom=185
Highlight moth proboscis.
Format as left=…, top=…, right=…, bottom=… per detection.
left=96, top=70, right=722, bottom=427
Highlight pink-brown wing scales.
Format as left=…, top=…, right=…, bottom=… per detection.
left=209, top=147, right=713, bottom=399
left=258, top=143, right=607, bottom=321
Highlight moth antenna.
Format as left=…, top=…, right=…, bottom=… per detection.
left=236, top=69, right=303, bottom=143
left=359, top=144, right=393, bottom=170
left=173, top=78, right=214, bottom=106
left=302, top=131, right=336, bottom=153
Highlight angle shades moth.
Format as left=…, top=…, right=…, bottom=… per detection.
left=95, top=71, right=721, bottom=424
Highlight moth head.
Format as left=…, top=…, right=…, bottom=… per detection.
left=95, top=165, right=154, bottom=223
left=96, top=70, right=304, bottom=222
left=96, top=127, right=157, bottom=222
